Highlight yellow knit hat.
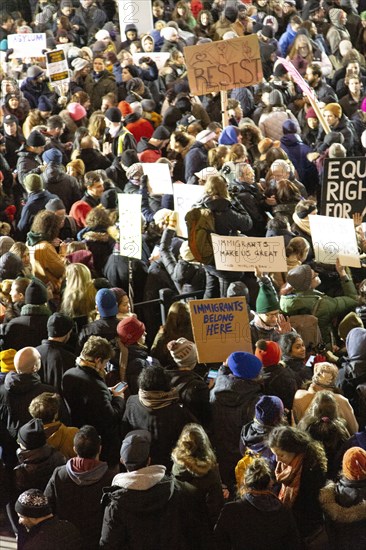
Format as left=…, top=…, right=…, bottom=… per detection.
left=0, top=348, right=16, bottom=373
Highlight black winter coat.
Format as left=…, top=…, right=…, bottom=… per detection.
left=184, top=142, right=209, bottom=184
left=15, top=445, right=66, bottom=493
left=2, top=305, right=51, bottom=351
left=77, top=317, right=120, bottom=353
left=204, top=197, right=253, bottom=236
left=262, top=363, right=298, bottom=410
left=231, top=180, right=268, bottom=237
left=168, top=369, right=211, bottom=428
left=62, top=365, right=125, bottom=464
left=36, top=339, right=76, bottom=395
left=41, top=163, right=81, bottom=212
left=124, top=345, right=150, bottom=395
left=17, top=517, right=82, bottom=550
left=16, top=145, right=43, bottom=187
left=0, top=372, right=55, bottom=438
left=45, top=461, right=114, bottom=550
left=122, top=395, right=195, bottom=469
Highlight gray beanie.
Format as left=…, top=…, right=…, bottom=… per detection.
left=287, top=264, right=313, bottom=291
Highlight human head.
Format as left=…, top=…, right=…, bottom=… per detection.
left=287, top=264, right=318, bottom=291
left=120, top=429, right=151, bottom=471
left=270, top=159, right=291, bottom=182
left=24, top=173, right=43, bottom=194
left=17, top=418, right=46, bottom=450
left=26, top=130, right=46, bottom=155
left=312, top=362, right=338, bottom=389
left=254, top=395, right=285, bottom=426
left=74, top=425, right=101, bottom=458
left=255, top=340, right=282, bottom=367
left=138, top=364, right=171, bottom=392
left=342, top=447, right=366, bottom=481
left=305, top=62, right=323, bottom=87
left=84, top=171, right=104, bottom=198
left=167, top=338, right=197, bottom=370
left=81, top=335, right=113, bottom=363
left=24, top=278, right=48, bottom=306
left=10, top=277, right=30, bottom=304
left=172, top=423, right=216, bottom=467
left=286, top=236, right=310, bottom=263
left=16, top=490, right=52, bottom=530
left=323, top=103, right=342, bottom=128
left=279, top=332, right=306, bottom=359
left=117, top=317, right=146, bottom=346
left=47, top=312, right=73, bottom=340
left=30, top=210, right=61, bottom=243
left=203, top=175, right=229, bottom=200
left=96, top=288, right=118, bottom=318
left=14, top=347, right=41, bottom=374
left=29, top=392, right=61, bottom=423
left=227, top=351, right=262, bottom=380
left=268, top=425, right=312, bottom=465
left=93, top=56, right=105, bottom=74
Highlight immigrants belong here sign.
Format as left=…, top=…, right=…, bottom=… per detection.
left=321, top=157, right=366, bottom=219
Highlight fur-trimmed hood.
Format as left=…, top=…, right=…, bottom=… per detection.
left=172, top=454, right=216, bottom=477
left=320, top=481, right=366, bottom=523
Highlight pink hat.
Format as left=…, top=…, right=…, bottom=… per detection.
left=67, top=102, right=87, bottom=121
left=361, top=97, right=366, bottom=113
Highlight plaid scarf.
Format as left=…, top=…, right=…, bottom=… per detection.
left=138, top=388, right=179, bottom=410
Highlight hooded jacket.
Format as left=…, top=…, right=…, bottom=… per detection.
left=45, top=458, right=114, bottom=550
left=15, top=444, right=66, bottom=493
left=279, top=133, right=319, bottom=194
left=100, top=465, right=185, bottom=550
left=17, top=190, right=58, bottom=241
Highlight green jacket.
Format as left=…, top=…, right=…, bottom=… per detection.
left=280, top=277, right=358, bottom=345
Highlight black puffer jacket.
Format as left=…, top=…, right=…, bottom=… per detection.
left=203, top=196, right=253, bottom=236
left=168, top=369, right=211, bottom=427
left=16, top=145, right=43, bottom=187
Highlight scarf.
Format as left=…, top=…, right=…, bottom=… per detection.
left=293, top=212, right=311, bottom=235
left=138, top=388, right=179, bottom=409
left=253, top=313, right=275, bottom=332
left=276, top=453, right=304, bottom=507
left=76, top=355, right=106, bottom=379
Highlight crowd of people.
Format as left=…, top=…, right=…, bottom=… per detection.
left=1, top=0, right=366, bottom=548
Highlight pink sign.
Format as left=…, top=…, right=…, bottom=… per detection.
left=277, top=57, right=316, bottom=101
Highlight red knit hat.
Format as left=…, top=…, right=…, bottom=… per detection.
left=255, top=340, right=282, bottom=367
left=117, top=317, right=145, bottom=345
left=118, top=100, right=133, bottom=117
left=305, top=107, right=317, bottom=119
left=343, top=447, right=366, bottom=480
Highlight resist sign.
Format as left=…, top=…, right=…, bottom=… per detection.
left=189, top=297, right=252, bottom=363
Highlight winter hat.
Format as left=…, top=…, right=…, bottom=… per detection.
left=117, top=317, right=145, bottom=345
left=261, top=25, right=274, bottom=38
left=37, top=96, right=52, bottom=112
left=180, top=241, right=195, bottom=262
left=282, top=119, right=298, bottom=134
left=224, top=6, right=238, bottom=22
left=26, top=130, right=46, bottom=147
left=45, top=198, right=66, bottom=212
left=18, top=418, right=46, bottom=450
left=126, top=163, right=144, bottom=180
left=345, top=327, right=366, bottom=361
left=26, top=66, right=44, bottom=79
left=160, top=27, right=178, bottom=41
left=95, top=29, right=110, bottom=41
left=15, top=490, right=51, bottom=518
left=312, top=362, right=338, bottom=388
left=255, top=284, right=280, bottom=314
left=227, top=351, right=262, bottom=379
left=118, top=101, right=133, bottom=117
left=92, top=40, right=106, bottom=54
left=196, top=129, right=216, bottom=144
left=101, top=188, right=118, bottom=209
left=255, top=395, right=284, bottom=426
left=0, top=236, right=15, bottom=257
left=152, top=125, right=170, bottom=140
left=0, top=348, right=16, bottom=373
left=342, top=447, right=366, bottom=481
left=25, top=278, right=48, bottom=305
left=47, top=312, right=74, bottom=338
left=105, top=107, right=122, bottom=123
left=268, top=89, right=284, bottom=107
left=255, top=340, right=282, bottom=367
left=361, top=97, right=366, bottom=113
left=324, top=102, right=342, bottom=119
left=42, top=148, right=62, bottom=164
left=305, top=107, right=317, bottom=119
left=218, top=126, right=239, bottom=145
left=274, top=65, right=287, bottom=78
left=67, top=102, right=87, bottom=121
left=329, top=8, right=344, bottom=25
left=287, top=265, right=313, bottom=291
left=227, top=281, right=249, bottom=299
left=71, top=57, right=89, bottom=72
left=120, top=149, right=138, bottom=167
left=24, top=173, right=43, bottom=193
left=60, top=0, right=73, bottom=8
left=141, top=99, right=156, bottom=112
left=66, top=250, right=94, bottom=270
left=167, top=338, right=197, bottom=370
left=120, top=429, right=151, bottom=470
left=96, top=288, right=118, bottom=318
left=323, top=131, right=344, bottom=146
left=163, top=106, right=182, bottom=129
left=0, top=252, right=23, bottom=280
left=338, top=313, right=363, bottom=342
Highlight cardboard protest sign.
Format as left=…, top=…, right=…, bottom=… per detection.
left=212, top=234, right=287, bottom=272
left=8, top=33, right=46, bottom=58
left=133, top=52, right=170, bottom=70
left=189, top=297, right=252, bottom=363
left=142, top=163, right=173, bottom=195
left=321, top=157, right=366, bottom=219
left=184, top=34, right=263, bottom=95
left=309, top=214, right=360, bottom=267
left=118, top=193, right=142, bottom=259
left=173, top=183, right=204, bottom=238
left=46, top=50, right=69, bottom=85
left=119, top=0, right=153, bottom=40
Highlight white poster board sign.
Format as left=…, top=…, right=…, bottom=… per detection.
left=142, top=163, right=173, bottom=195
left=8, top=33, right=47, bottom=58
left=173, top=183, right=204, bottom=238
left=212, top=234, right=287, bottom=272
left=118, top=0, right=153, bottom=40
left=118, top=193, right=142, bottom=259
left=309, top=214, right=360, bottom=267
left=133, top=52, right=170, bottom=70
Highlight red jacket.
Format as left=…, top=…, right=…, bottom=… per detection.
left=126, top=116, right=154, bottom=143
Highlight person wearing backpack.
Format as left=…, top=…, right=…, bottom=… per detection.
left=190, top=175, right=252, bottom=298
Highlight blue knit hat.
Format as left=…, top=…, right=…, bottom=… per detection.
left=42, top=148, right=62, bottom=164
left=218, top=125, right=239, bottom=145
left=37, top=95, right=53, bottom=112
left=255, top=395, right=284, bottom=426
left=96, top=288, right=118, bottom=317
left=227, top=351, right=262, bottom=379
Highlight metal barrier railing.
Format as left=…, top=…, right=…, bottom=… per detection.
left=134, top=288, right=204, bottom=324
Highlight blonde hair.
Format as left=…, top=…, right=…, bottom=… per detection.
left=61, top=263, right=96, bottom=318
left=88, top=111, right=107, bottom=142
left=286, top=237, right=310, bottom=261
left=172, top=423, right=217, bottom=470
left=227, top=143, right=247, bottom=162
left=203, top=175, right=230, bottom=200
